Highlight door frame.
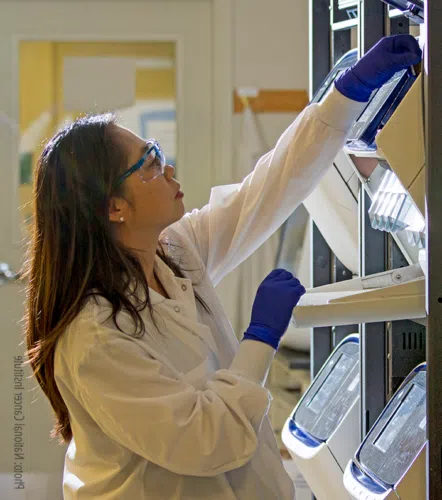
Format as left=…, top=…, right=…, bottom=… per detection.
left=4, top=0, right=233, bottom=270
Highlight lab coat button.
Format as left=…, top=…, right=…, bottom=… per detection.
left=174, top=306, right=180, bottom=313
left=181, top=284, right=187, bottom=291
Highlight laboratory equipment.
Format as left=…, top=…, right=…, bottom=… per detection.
left=290, top=37, right=428, bottom=331
left=304, top=35, right=426, bottom=276
left=305, top=42, right=423, bottom=274
left=343, top=363, right=426, bottom=499
left=345, top=66, right=417, bottom=152
left=343, top=38, right=426, bottom=251
left=302, top=48, right=361, bottom=274
left=291, top=264, right=425, bottom=329
left=381, top=0, right=424, bottom=24
left=282, top=334, right=360, bottom=500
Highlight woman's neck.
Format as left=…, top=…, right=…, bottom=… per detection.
left=116, top=227, right=160, bottom=286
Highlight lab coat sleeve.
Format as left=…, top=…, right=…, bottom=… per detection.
left=75, top=333, right=275, bottom=477
left=177, top=87, right=366, bottom=286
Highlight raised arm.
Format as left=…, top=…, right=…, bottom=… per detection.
left=177, top=87, right=365, bottom=285
left=177, top=34, right=422, bottom=286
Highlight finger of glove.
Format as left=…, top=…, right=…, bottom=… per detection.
left=270, top=270, right=294, bottom=282
left=286, top=278, right=301, bottom=287
left=377, top=34, right=415, bottom=53
left=290, top=288, right=306, bottom=307
left=261, top=271, right=283, bottom=286
left=392, top=34, right=421, bottom=54
left=274, top=278, right=301, bottom=294
left=291, top=285, right=306, bottom=297
left=266, top=269, right=286, bottom=279
left=258, top=273, right=293, bottom=295
left=391, top=36, right=422, bottom=62
left=389, top=50, right=422, bottom=68
left=265, top=269, right=293, bottom=282
left=366, top=35, right=420, bottom=64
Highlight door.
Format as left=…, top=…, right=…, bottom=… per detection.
left=0, top=1, right=230, bottom=498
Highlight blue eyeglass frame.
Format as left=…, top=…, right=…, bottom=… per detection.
left=115, top=140, right=166, bottom=188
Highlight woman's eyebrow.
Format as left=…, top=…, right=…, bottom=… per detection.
left=143, top=144, right=158, bottom=168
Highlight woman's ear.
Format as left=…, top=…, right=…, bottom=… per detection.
left=108, top=196, right=126, bottom=223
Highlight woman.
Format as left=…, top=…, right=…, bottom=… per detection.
left=24, top=35, right=421, bottom=499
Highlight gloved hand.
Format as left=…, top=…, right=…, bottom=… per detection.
left=335, top=34, right=422, bottom=102
left=243, top=269, right=306, bottom=350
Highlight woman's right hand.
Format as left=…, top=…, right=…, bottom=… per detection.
left=243, top=269, right=306, bottom=350
left=335, top=34, right=422, bottom=102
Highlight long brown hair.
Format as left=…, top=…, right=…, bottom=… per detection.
left=23, top=113, right=209, bottom=445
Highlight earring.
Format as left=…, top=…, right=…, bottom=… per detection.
left=120, top=216, right=125, bottom=222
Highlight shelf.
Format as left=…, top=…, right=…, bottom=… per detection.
left=332, top=19, right=358, bottom=31
left=389, top=8, right=407, bottom=18
left=343, top=146, right=385, bottom=160
left=338, top=0, right=358, bottom=9
left=291, top=265, right=425, bottom=328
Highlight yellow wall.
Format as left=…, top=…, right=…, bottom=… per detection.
left=19, top=40, right=176, bottom=222
left=136, top=68, right=175, bottom=100
left=20, top=39, right=175, bottom=138
left=53, top=42, right=175, bottom=124
left=19, top=41, right=55, bottom=133
left=19, top=42, right=55, bottom=222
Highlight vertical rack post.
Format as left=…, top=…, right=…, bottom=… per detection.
left=308, top=0, right=438, bottom=494
left=310, top=0, right=357, bottom=381
left=311, top=223, right=332, bottom=378
left=330, top=0, right=359, bottom=348
left=426, top=1, right=442, bottom=497
left=309, top=0, right=331, bottom=98
left=358, top=0, right=387, bottom=438
left=310, top=0, right=332, bottom=384
left=359, top=190, right=388, bottom=436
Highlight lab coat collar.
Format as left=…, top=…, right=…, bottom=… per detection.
left=150, top=255, right=194, bottom=305
left=151, top=255, right=220, bottom=361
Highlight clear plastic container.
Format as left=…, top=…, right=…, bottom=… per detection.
left=368, top=169, right=426, bottom=246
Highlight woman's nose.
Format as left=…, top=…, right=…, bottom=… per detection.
left=164, top=164, right=175, bottom=180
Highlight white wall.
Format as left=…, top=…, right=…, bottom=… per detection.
left=234, top=0, right=308, bottom=89
left=234, top=0, right=310, bottom=286
left=215, top=0, right=312, bottom=332
left=233, top=0, right=309, bottom=152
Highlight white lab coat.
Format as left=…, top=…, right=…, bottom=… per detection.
left=54, top=87, right=365, bottom=499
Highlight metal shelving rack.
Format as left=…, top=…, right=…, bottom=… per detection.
left=309, top=0, right=442, bottom=497
left=425, top=2, right=442, bottom=497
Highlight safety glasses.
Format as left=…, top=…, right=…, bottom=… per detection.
left=115, top=139, right=166, bottom=188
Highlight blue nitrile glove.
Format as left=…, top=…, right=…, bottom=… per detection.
left=243, top=269, right=306, bottom=350
left=335, top=34, right=422, bottom=102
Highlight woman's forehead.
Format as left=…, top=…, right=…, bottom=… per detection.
left=114, top=125, right=146, bottom=164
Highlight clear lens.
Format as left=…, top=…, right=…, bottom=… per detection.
left=137, top=141, right=166, bottom=183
